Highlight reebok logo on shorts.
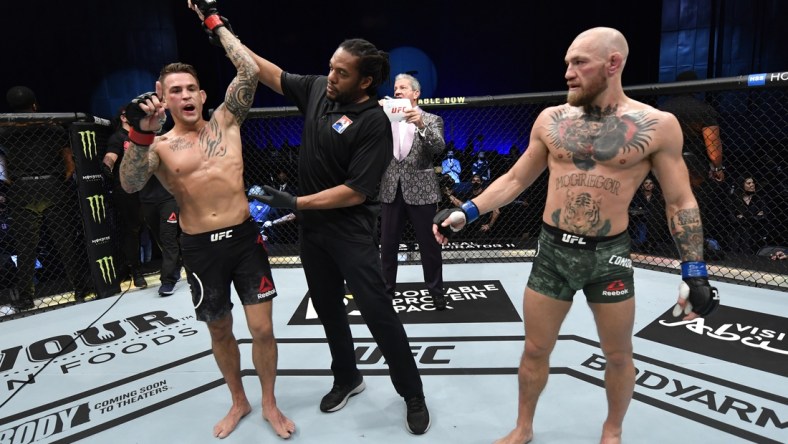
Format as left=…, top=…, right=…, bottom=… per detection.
left=258, top=276, right=275, bottom=299
left=167, top=212, right=178, bottom=224
left=602, top=279, right=630, bottom=297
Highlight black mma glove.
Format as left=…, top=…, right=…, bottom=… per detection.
left=681, top=262, right=720, bottom=317
left=433, top=201, right=480, bottom=239
left=249, top=185, right=297, bottom=210
left=192, top=0, right=219, bottom=17
left=201, top=16, right=235, bottom=47
left=192, top=0, right=226, bottom=33
left=124, top=92, right=160, bottom=146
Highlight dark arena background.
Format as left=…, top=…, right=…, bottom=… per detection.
left=0, top=1, right=786, bottom=443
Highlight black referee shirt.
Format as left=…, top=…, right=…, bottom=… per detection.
left=281, top=72, right=393, bottom=241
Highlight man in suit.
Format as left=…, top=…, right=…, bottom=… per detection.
left=379, top=74, right=447, bottom=310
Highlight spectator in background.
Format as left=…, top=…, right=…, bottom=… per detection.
left=472, top=150, right=491, bottom=182
left=628, top=176, right=666, bottom=254
left=248, top=184, right=297, bottom=249
left=441, top=150, right=461, bottom=183
left=139, top=175, right=181, bottom=296
left=247, top=184, right=272, bottom=230
left=438, top=173, right=457, bottom=210
left=449, top=174, right=500, bottom=237
left=729, top=176, right=768, bottom=254
left=1, top=86, right=93, bottom=311
left=102, top=104, right=147, bottom=289
left=378, top=73, right=447, bottom=310
left=273, top=169, right=295, bottom=194
left=659, top=71, right=726, bottom=245
left=661, top=71, right=725, bottom=187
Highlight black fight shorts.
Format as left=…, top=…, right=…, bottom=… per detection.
left=180, top=219, right=277, bottom=322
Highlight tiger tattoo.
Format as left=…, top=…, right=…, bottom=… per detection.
left=551, top=190, right=611, bottom=236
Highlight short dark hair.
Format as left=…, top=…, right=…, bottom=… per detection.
left=6, top=86, right=37, bottom=112
left=339, top=39, right=390, bottom=96
left=159, top=62, right=201, bottom=87
left=113, top=104, right=128, bottom=130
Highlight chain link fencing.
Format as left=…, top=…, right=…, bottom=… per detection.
left=0, top=114, right=119, bottom=316
left=0, top=72, right=784, bottom=320
left=241, top=73, right=787, bottom=291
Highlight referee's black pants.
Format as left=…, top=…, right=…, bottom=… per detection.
left=300, top=228, right=424, bottom=399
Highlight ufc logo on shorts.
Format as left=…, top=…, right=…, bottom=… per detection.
left=210, top=230, right=233, bottom=242
left=561, top=233, right=586, bottom=245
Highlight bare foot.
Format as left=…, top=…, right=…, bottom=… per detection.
left=263, top=406, right=296, bottom=439
left=493, top=428, right=533, bottom=444
left=600, top=428, right=622, bottom=444
left=213, top=403, right=252, bottom=439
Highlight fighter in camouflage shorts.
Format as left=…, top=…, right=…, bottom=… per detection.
left=528, top=223, right=634, bottom=303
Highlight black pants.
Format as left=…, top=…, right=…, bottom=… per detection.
left=300, top=228, right=423, bottom=399
left=141, top=198, right=181, bottom=284
left=380, top=186, right=443, bottom=297
left=112, top=188, right=143, bottom=271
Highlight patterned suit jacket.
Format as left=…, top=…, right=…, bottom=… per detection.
left=379, top=111, right=445, bottom=205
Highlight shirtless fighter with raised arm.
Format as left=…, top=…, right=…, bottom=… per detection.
left=119, top=0, right=295, bottom=439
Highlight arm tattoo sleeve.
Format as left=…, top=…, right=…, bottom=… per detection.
left=669, top=207, right=704, bottom=261
left=119, top=142, right=158, bottom=193
left=217, top=28, right=257, bottom=125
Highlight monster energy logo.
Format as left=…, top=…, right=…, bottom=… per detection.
left=79, top=130, right=97, bottom=159
left=96, top=256, right=116, bottom=284
left=86, top=195, right=106, bottom=223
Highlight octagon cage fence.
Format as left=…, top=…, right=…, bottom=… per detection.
left=0, top=72, right=785, bottom=320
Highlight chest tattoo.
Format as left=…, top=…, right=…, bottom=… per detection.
left=548, top=106, right=658, bottom=171
left=168, top=138, right=193, bottom=152
left=199, top=120, right=227, bottom=158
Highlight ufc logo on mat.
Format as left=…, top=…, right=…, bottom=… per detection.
left=210, top=230, right=233, bottom=242
left=561, top=233, right=586, bottom=245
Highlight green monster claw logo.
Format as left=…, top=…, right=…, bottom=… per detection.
left=86, top=195, right=106, bottom=223
left=79, top=130, right=98, bottom=160
left=96, top=256, right=116, bottom=284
